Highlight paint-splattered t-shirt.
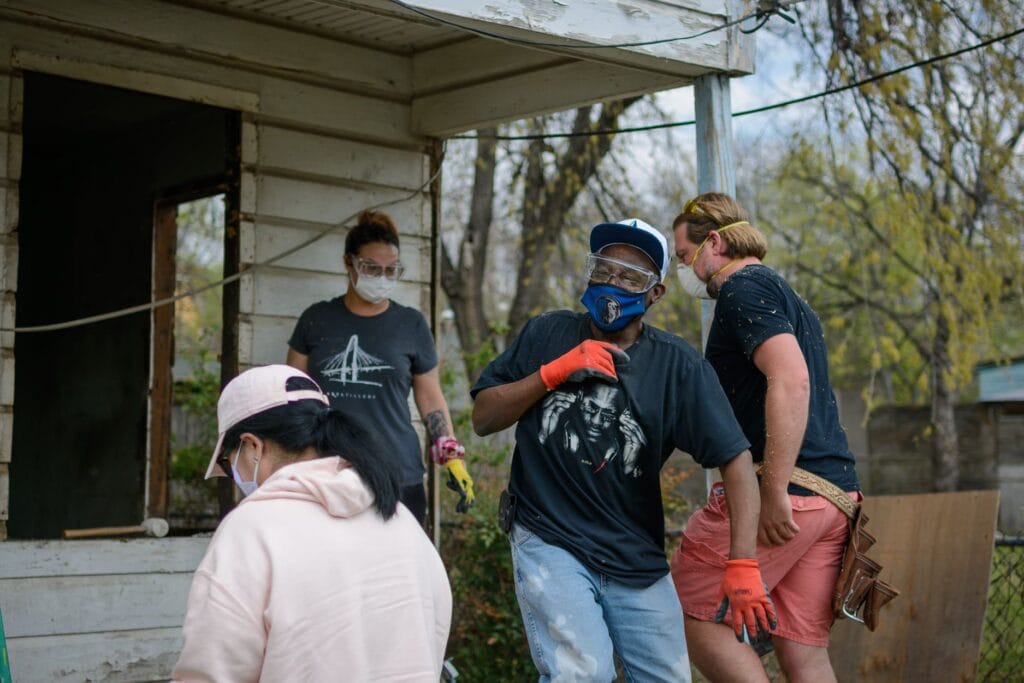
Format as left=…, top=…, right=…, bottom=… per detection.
left=289, top=297, right=437, bottom=486
left=707, top=264, right=860, bottom=493
left=472, top=310, right=749, bottom=588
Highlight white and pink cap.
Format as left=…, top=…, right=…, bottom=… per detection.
left=205, top=364, right=330, bottom=479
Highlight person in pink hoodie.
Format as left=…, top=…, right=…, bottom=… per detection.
left=172, top=364, right=452, bottom=682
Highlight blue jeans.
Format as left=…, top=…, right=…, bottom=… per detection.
left=510, top=523, right=691, bottom=683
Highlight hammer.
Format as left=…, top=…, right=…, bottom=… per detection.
left=63, top=517, right=170, bottom=540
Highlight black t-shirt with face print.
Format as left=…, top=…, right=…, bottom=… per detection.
left=707, top=264, right=860, bottom=493
left=289, top=297, right=438, bottom=486
left=472, top=310, right=749, bottom=588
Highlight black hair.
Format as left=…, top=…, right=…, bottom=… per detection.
left=344, top=210, right=400, bottom=258
left=220, top=377, right=400, bottom=519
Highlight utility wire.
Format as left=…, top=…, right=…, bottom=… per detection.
left=385, top=0, right=793, bottom=49
left=8, top=147, right=447, bottom=333
left=454, top=24, right=1024, bottom=141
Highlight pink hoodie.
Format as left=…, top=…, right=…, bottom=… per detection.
left=172, top=457, right=452, bottom=682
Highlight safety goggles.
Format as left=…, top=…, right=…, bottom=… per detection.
left=354, top=257, right=404, bottom=280
left=682, top=197, right=708, bottom=218
left=585, top=253, right=658, bottom=293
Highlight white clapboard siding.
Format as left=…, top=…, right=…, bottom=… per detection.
left=251, top=173, right=429, bottom=232
left=2, top=22, right=418, bottom=146
left=246, top=219, right=429, bottom=281
left=1, top=0, right=409, bottom=96
left=257, top=127, right=429, bottom=192
left=413, top=59, right=680, bottom=137
left=0, top=538, right=210, bottom=683
left=7, top=628, right=182, bottom=683
left=243, top=315, right=299, bottom=367
left=412, top=37, right=564, bottom=96
left=4, top=573, right=196, bottom=637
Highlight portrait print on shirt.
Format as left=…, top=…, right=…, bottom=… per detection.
left=538, top=383, right=646, bottom=477
left=319, top=335, right=394, bottom=391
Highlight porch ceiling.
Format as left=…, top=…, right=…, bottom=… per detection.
left=199, top=0, right=756, bottom=135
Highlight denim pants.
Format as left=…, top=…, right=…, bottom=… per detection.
left=510, top=523, right=691, bottom=683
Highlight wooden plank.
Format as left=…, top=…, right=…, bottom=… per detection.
left=0, top=238, right=17, bottom=290
left=7, top=626, right=181, bottom=683
left=412, top=60, right=683, bottom=136
left=257, top=126, right=429, bottom=192
left=252, top=173, right=429, bottom=233
left=412, top=37, right=565, bottom=96
left=249, top=219, right=429, bottom=281
left=12, top=50, right=260, bottom=113
left=2, top=0, right=409, bottom=96
left=0, top=538, right=210, bottom=579
left=0, top=292, right=13, bottom=354
left=0, top=72, right=9, bottom=128
left=0, top=350, right=12, bottom=405
left=0, top=462, right=7, bottom=521
left=406, top=0, right=754, bottom=75
left=829, top=490, right=1000, bottom=682
left=245, top=314, right=298, bottom=367
left=0, top=406, right=12, bottom=464
left=0, top=21, right=419, bottom=145
left=4, top=132, right=17, bottom=182
left=149, top=203, right=178, bottom=520
left=0, top=572, right=195, bottom=637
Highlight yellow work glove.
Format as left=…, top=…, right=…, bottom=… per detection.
left=444, top=458, right=476, bottom=513
left=431, top=436, right=475, bottom=513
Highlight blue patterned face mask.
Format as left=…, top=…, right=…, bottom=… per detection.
left=580, top=283, right=646, bottom=331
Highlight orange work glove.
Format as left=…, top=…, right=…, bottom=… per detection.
left=714, top=559, right=778, bottom=643
left=539, top=340, right=629, bottom=390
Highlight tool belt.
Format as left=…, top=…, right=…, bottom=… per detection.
left=757, top=464, right=899, bottom=631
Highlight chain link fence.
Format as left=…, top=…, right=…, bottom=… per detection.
left=978, top=534, right=1024, bottom=681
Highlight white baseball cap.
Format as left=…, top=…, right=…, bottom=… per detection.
left=590, top=218, right=670, bottom=281
left=205, top=364, right=329, bottom=478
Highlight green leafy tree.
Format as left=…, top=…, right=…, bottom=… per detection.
left=784, top=1, right=1024, bottom=490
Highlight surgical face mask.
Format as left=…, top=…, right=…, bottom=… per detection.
left=676, top=264, right=712, bottom=300
left=231, top=444, right=260, bottom=497
left=581, top=283, right=647, bottom=331
left=353, top=274, right=396, bottom=304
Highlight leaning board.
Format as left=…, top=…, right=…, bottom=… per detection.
left=828, top=490, right=1000, bottom=682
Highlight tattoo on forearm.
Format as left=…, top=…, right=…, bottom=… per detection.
left=424, top=410, right=450, bottom=442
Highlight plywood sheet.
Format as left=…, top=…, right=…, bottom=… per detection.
left=829, top=490, right=1000, bottom=682
left=7, top=626, right=181, bottom=683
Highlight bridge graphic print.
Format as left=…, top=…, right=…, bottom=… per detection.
left=320, top=335, right=392, bottom=387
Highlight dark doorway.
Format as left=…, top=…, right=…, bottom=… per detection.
left=9, top=72, right=238, bottom=538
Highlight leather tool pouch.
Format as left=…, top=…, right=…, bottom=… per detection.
left=498, top=489, right=516, bottom=535
left=832, top=510, right=899, bottom=631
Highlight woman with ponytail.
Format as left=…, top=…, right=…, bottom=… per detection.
left=287, top=209, right=474, bottom=524
left=172, top=365, right=451, bottom=682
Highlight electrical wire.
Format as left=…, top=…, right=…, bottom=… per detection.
left=385, top=0, right=787, bottom=49
left=453, top=24, right=1024, bottom=141
left=7, top=145, right=447, bottom=333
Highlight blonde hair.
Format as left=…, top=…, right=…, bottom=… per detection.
left=672, top=192, right=767, bottom=259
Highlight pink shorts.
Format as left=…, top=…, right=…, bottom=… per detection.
left=670, top=482, right=859, bottom=647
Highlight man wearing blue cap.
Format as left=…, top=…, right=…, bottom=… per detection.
left=471, top=219, right=774, bottom=682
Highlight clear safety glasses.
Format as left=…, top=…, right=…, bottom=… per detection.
left=585, top=253, right=658, bottom=293
left=354, top=257, right=405, bottom=280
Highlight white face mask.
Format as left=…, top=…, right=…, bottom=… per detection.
left=231, top=444, right=260, bottom=496
left=676, top=264, right=712, bottom=300
left=353, top=274, right=396, bottom=304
